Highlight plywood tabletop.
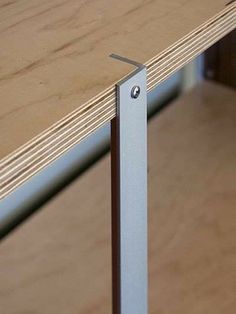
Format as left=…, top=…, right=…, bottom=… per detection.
left=0, top=81, right=235, bottom=313
left=0, top=0, right=235, bottom=199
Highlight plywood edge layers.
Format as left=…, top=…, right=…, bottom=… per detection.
left=0, top=4, right=235, bottom=199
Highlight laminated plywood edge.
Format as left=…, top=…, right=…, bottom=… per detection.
left=0, top=3, right=235, bottom=200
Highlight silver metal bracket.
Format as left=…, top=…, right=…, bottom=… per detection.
left=110, top=54, right=148, bottom=314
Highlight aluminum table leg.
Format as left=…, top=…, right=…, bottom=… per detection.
left=111, top=55, right=148, bottom=314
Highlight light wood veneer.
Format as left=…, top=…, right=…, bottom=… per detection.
left=0, top=0, right=235, bottom=199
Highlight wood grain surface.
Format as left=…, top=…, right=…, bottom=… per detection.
left=0, top=0, right=235, bottom=199
left=0, top=81, right=235, bottom=313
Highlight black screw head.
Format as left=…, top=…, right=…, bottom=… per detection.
left=131, top=85, right=141, bottom=99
